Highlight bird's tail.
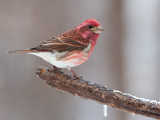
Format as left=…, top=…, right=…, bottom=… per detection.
left=7, top=49, right=35, bottom=53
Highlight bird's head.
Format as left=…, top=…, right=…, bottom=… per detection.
left=77, top=19, right=103, bottom=46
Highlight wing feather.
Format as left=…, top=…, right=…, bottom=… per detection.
left=31, top=29, right=89, bottom=52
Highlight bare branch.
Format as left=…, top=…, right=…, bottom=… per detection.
left=36, top=66, right=160, bottom=119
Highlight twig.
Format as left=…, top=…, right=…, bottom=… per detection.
left=36, top=66, right=160, bottom=119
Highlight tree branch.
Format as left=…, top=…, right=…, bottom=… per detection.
left=36, top=66, right=160, bottom=119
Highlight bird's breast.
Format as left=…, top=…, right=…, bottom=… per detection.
left=62, top=42, right=92, bottom=66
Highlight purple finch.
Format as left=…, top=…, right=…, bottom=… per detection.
left=9, top=19, right=103, bottom=76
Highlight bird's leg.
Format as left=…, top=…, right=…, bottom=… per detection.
left=70, top=69, right=78, bottom=77
left=71, top=69, right=83, bottom=79
left=67, top=66, right=78, bottom=78
left=53, top=65, right=56, bottom=70
left=53, top=65, right=61, bottom=71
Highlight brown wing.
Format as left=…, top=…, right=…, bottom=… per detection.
left=31, top=29, right=89, bottom=52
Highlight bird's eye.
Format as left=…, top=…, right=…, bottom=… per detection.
left=88, top=25, right=94, bottom=29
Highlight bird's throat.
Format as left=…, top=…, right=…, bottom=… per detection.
left=90, top=34, right=99, bottom=48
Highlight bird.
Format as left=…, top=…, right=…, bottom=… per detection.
left=8, top=19, right=104, bottom=77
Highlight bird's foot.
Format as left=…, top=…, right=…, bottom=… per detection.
left=73, top=75, right=83, bottom=80
left=70, top=69, right=83, bottom=79
left=53, top=66, right=61, bottom=71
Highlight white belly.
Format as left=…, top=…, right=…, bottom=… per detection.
left=29, top=51, right=78, bottom=68
left=29, top=43, right=91, bottom=68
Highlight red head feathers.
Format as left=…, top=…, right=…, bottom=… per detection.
left=83, top=19, right=100, bottom=27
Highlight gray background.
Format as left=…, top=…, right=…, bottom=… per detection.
left=1, top=0, right=160, bottom=120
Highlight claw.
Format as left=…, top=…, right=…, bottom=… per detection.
left=70, top=69, right=83, bottom=79
left=70, top=69, right=77, bottom=77
left=53, top=66, right=61, bottom=71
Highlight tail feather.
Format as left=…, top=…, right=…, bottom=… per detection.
left=7, top=50, right=35, bottom=53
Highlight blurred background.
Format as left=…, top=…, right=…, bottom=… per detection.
left=1, top=0, right=160, bottom=120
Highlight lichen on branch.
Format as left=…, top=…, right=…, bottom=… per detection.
left=36, top=66, right=160, bottom=119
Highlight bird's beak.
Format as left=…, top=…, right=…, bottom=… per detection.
left=91, top=26, right=104, bottom=34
